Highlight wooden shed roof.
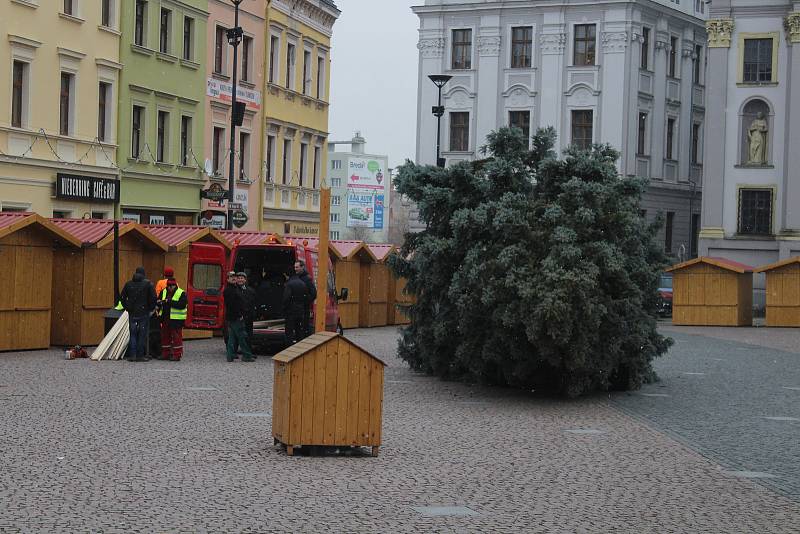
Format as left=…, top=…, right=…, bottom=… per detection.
left=219, top=230, right=281, bottom=246
left=754, top=256, right=800, bottom=273
left=666, top=256, right=754, bottom=274
left=143, top=224, right=231, bottom=251
left=0, top=212, right=81, bottom=247
left=366, top=244, right=396, bottom=263
left=50, top=219, right=168, bottom=250
left=272, top=331, right=386, bottom=365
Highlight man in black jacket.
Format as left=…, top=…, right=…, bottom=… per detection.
left=120, top=266, right=157, bottom=362
left=283, top=268, right=310, bottom=345
left=295, top=260, right=317, bottom=338
left=224, top=271, right=253, bottom=362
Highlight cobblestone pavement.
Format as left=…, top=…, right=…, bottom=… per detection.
left=0, top=327, right=798, bottom=533
left=611, top=323, right=800, bottom=501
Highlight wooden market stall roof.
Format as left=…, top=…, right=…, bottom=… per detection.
left=365, top=244, right=396, bottom=263
left=0, top=212, right=81, bottom=247
left=273, top=331, right=386, bottom=366
left=143, top=224, right=230, bottom=251
left=666, top=256, right=754, bottom=274
left=754, top=256, right=800, bottom=273
left=50, top=218, right=167, bottom=250
left=219, top=230, right=282, bottom=246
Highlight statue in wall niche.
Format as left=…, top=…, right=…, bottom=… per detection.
left=747, top=112, right=769, bottom=165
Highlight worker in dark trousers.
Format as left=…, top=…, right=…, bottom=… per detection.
left=283, top=268, right=310, bottom=345
left=235, top=271, right=257, bottom=358
left=224, top=271, right=253, bottom=362
left=120, top=266, right=157, bottom=362
left=295, top=260, right=317, bottom=338
left=158, top=278, right=188, bottom=361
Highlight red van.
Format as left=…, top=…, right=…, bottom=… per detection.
left=185, top=240, right=347, bottom=349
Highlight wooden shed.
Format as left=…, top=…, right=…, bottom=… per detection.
left=755, top=257, right=800, bottom=327
left=388, top=272, right=413, bottom=326
left=666, top=256, right=754, bottom=327
left=272, top=331, right=385, bottom=456
left=144, top=225, right=231, bottom=339
left=330, top=241, right=373, bottom=329
left=0, top=213, right=82, bottom=351
left=360, top=244, right=396, bottom=328
left=49, top=219, right=168, bottom=346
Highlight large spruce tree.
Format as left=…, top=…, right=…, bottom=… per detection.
left=389, top=127, right=671, bottom=397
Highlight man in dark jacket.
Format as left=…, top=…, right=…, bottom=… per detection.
left=236, top=271, right=257, bottom=355
left=283, top=269, right=310, bottom=345
left=295, top=260, right=317, bottom=338
left=224, top=271, right=253, bottom=362
left=120, top=266, right=157, bottom=362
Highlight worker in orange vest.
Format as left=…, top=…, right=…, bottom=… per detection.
left=155, top=266, right=174, bottom=296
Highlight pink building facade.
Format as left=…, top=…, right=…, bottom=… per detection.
left=202, top=0, right=267, bottom=230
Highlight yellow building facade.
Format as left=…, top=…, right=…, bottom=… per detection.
left=0, top=1, right=122, bottom=218
left=260, top=0, right=339, bottom=235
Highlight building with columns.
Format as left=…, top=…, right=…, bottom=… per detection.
left=414, top=0, right=707, bottom=260
left=700, top=0, right=800, bottom=269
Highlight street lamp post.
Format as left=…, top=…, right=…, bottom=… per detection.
left=428, top=74, right=452, bottom=168
left=226, top=0, right=244, bottom=230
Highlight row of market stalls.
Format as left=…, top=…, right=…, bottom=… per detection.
left=0, top=213, right=413, bottom=352
left=667, top=256, right=800, bottom=327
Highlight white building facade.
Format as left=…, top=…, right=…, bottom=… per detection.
left=327, top=134, right=391, bottom=242
left=699, top=0, right=800, bottom=267
left=414, top=0, right=708, bottom=259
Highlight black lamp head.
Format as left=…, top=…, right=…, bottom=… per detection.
left=428, top=74, right=453, bottom=88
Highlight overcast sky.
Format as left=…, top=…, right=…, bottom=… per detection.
left=328, top=0, right=420, bottom=169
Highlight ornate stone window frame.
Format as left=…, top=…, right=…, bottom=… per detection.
left=737, top=32, right=780, bottom=86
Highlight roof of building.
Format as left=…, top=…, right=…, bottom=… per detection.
left=666, top=256, right=754, bottom=274
left=365, top=244, right=396, bottom=262
left=0, top=212, right=81, bottom=247
left=754, top=256, right=800, bottom=273
left=143, top=225, right=230, bottom=251
left=219, top=230, right=281, bottom=246
left=272, top=331, right=385, bottom=365
left=51, top=218, right=167, bottom=250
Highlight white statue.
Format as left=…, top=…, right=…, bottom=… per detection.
left=747, top=112, right=768, bottom=165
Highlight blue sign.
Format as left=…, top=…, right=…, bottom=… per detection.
left=373, top=194, right=384, bottom=229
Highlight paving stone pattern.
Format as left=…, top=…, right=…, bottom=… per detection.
left=0, top=327, right=797, bottom=532
left=612, top=325, right=800, bottom=502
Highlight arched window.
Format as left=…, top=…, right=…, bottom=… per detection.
left=739, top=98, right=772, bottom=166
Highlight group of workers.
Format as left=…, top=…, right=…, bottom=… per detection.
left=118, top=259, right=318, bottom=363
left=223, top=260, right=317, bottom=362
left=118, top=266, right=186, bottom=362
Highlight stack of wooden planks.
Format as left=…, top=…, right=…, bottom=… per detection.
left=90, top=312, right=130, bottom=361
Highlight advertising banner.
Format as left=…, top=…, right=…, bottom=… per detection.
left=233, top=189, right=249, bottom=212
left=346, top=192, right=375, bottom=228
left=199, top=212, right=226, bottom=230
left=347, top=157, right=386, bottom=190
left=207, top=78, right=262, bottom=111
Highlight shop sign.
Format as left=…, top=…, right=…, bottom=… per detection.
left=149, top=215, right=165, bottom=225
left=122, top=213, right=140, bottom=223
left=201, top=182, right=228, bottom=202
left=56, top=173, right=119, bottom=203
left=231, top=209, right=248, bottom=228
left=199, top=211, right=226, bottom=230
left=233, top=189, right=249, bottom=213
left=206, top=78, right=262, bottom=111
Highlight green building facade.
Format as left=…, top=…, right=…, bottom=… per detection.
left=117, top=0, right=209, bottom=224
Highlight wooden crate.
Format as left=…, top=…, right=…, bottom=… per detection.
left=272, top=331, right=385, bottom=456
left=755, top=257, right=800, bottom=327
left=667, top=257, right=754, bottom=327
left=0, top=214, right=81, bottom=351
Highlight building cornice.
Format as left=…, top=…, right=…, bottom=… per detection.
left=8, top=34, right=42, bottom=49
left=271, top=0, right=340, bottom=38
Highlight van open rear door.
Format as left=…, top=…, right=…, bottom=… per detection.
left=187, top=242, right=226, bottom=330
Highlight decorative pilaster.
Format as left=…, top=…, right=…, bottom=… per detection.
left=785, top=13, right=800, bottom=43
left=417, top=38, right=445, bottom=59
left=477, top=36, right=501, bottom=57
left=706, top=19, right=734, bottom=48
left=601, top=31, right=628, bottom=54
left=539, top=33, right=566, bottom=55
